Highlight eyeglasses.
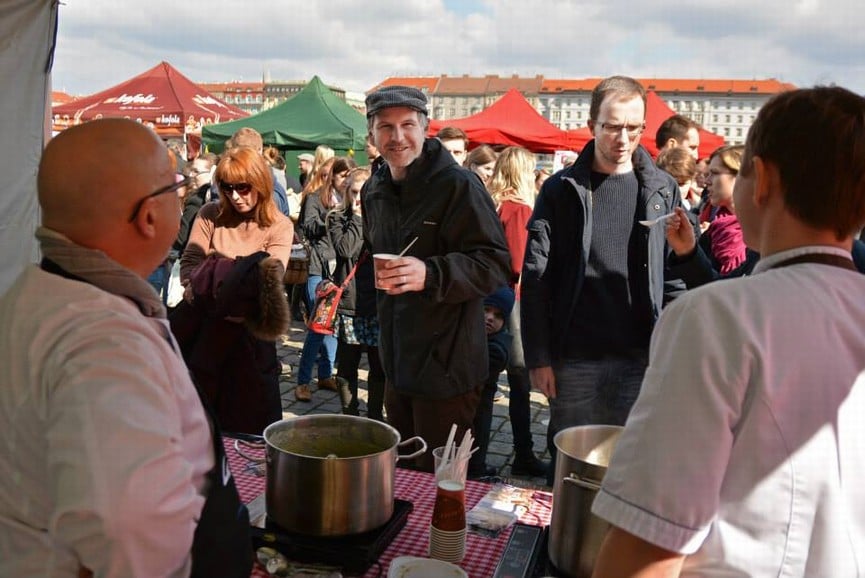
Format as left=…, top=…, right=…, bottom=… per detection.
left=218, top=181, right=253, bottom=195
left=599, top=122, right=646, bottom=139
left=128, top=175, right=192, bottom=222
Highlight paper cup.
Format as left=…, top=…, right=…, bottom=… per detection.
left=373, top=253, right=399, bottom=290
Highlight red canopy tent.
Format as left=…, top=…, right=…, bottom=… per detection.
left=565, top=91, right=725, bottom=158
left=427, top=89, right=572, bottom=153
left=51, top=61, right=248, bottom=138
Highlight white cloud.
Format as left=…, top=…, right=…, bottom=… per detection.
left=51, top=0, right=865, bottom=96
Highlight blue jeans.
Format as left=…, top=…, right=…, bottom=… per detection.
left=296, top=275, right=337, bottom=385
left=546, top=352, right=648, bottom=483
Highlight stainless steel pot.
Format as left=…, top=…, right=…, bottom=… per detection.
left=548, top=425, right=623, bottom=578
left=256, top=415, right=425, bottom=536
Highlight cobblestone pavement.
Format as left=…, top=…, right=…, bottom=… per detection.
left=276, top=319, right=553, bottom=489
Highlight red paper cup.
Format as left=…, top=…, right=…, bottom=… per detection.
left=373, top=253, right=399, bottom=290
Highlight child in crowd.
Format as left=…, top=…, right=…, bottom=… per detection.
left=468, top=286, right=515, bottom=478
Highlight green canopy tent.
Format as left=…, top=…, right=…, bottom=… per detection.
left=201, top=75, right=369, bottom=170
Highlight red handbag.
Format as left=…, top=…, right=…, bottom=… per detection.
left=306, top=253, right=366, bottom=335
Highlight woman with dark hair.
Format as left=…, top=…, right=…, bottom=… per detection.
left=173, top=146, right=294, bottom=434
left=466, top=144, right=498, bottom=188
left=295, top=156, right=357, bottom=401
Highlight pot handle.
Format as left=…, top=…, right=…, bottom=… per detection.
left=395, top=436, right=428, bottom=462
left=563, top=473, right=603, bottom=491
left=234, top=438, right=266, bottom=464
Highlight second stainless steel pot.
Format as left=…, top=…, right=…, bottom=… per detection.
left=262, top=415, right=426, bottom=536
left=548, top=425, right=623, bottom=578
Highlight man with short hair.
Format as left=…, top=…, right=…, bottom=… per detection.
left=655, top=114, right=700, bottom=159
left=227, top=126, right=291, bottom=217
left=364, top=135, right=385, bottom=174
left=0, top=119, right=250, bottom=577
left=297, top=152, right=314, bottom=188
left=436, top=125, right=469, bottom=165
left=592, top=86, right=865, bottom=578
left=521, top=76, right=681, bottom=482
left=362, top=86, right=511, bottom=472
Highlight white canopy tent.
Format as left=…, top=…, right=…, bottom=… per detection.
left=0, top=0, right=54, bottom=293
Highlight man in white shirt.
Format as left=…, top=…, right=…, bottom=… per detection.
left=591, top=86, right=865, bottom=577
left=0, top=119, right=249, bottom=577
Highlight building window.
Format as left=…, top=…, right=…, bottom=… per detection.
left=726, top=101, right=731, bottom=110
left=737, top=114, right=743, bottom=123
left=552, top=111, right=561, bottom=121
left=712, top=114, right=718, bottom=123
left=736, top=128, right=743, bottom=137
left=724, top=128, right=730, bottom=136
left=725, top=114, right=731, bottom=123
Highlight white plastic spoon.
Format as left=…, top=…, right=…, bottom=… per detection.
left=638, top=213, right=676, bottom=227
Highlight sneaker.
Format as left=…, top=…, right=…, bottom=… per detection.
left=294, top=384, right=312, bottom=402
left=317, top=377, right=339, bottom=391
left=510, top=455, right=549, bottom=477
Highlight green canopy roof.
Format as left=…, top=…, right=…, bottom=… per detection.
left=202, top=76, right=367, bottom=153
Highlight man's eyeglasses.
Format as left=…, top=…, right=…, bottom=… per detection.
left=218, top=181, right=253, bottom=195
left=128, top=175, right=192, bottom=222
left=600, top=122, right=646, bottom=139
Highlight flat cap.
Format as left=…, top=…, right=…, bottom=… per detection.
left=365, top=86, right=428, bottom=118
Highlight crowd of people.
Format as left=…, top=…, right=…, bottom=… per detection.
left=1, top=77, right=864, bottom=577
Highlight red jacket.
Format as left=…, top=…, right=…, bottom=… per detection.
left=498, top=200, right=532, bottom=298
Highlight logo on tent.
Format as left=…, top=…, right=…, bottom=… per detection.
left=104, top=93, right=157, bottom=105
left=193, top=94, right=228, bottom=108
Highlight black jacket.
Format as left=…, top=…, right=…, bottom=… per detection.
left=299, top=192, right=336, bottom=277
left=173, top=185, right=208, bottom=256
left=521, top=142, right=681, bottom=368
left=328, top=208, right=376, bottom=317
left=362, top=138, right=511, bottom=399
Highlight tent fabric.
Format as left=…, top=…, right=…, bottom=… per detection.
left=564, top=91, right=725, bottom=158
left=51, top=61, right=248, bottom=138
left=427, top=89, right=572, bottom=153
left=201, top=76, right=368, bottom=154
left=0, top=0, right=54, bottom=293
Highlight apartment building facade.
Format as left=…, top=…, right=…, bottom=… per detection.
left=198, top=79, right=347, bottom=115
left=373, top=75, right=796, bottom=146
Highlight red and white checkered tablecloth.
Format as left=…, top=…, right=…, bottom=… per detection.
left=225, top=437, right=553, bottom=578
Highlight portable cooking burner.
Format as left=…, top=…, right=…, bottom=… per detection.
left=249, top=495, right=414, bottom=575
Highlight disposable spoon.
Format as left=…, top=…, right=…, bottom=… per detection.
left=638, top=213, right=676, bottom=227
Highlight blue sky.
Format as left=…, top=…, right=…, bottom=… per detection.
left=52, top=0, right=865, bottom=97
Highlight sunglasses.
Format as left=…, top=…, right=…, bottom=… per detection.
left=128, top=175, right=193, bottom=222
left=219, top=181, right=253, bottom=195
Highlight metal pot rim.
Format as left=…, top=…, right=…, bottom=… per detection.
left=263, top=414, right=402, bottom=460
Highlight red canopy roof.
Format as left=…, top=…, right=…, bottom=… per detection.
left=52, top=62, right=248, bottom=138
left=428, top=89, right=572, bottom=153
left=566, top=91, right=726, bottom=158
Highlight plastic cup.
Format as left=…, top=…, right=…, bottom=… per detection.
left=432, top=446, right=470, bottom=486
left=373, top=253, right=399, bottom=290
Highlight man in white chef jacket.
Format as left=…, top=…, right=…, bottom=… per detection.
left=591, top=86, right=865, bottom=577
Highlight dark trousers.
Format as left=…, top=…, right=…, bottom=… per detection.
left=506, top=301, right=535, bottom=458
left=385, top=385, right=481, bottom=473
left=336, top=342, right=385, bottom=420
left=469, top=377, right=498, bottom=474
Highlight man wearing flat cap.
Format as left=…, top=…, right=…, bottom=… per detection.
left=362, top=85, right=511, bottom=472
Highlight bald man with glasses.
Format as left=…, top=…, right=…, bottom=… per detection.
left=521, top=76, right=684, bottom=484
left=0, top=119, right=251, bottom=578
